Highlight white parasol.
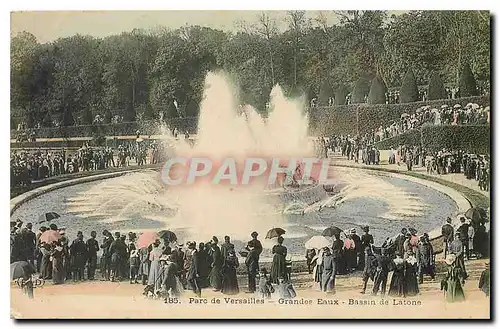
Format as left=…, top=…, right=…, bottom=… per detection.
left=305, top=235, right=332, bottom=250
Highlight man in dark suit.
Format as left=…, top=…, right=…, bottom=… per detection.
left=372, top=248, right=390, bottom=296
left=441, top=217, right=454, bottom=258
left=394, top=228, right=408, bottom=257
left=245, top=241, right=259, bottom=293
left=457, top=217, right=470, bottom=260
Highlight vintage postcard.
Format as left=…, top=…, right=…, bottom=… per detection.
left=9, top=10, right=490, bottom=319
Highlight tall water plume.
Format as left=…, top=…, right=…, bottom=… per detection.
left=169, top=71, right=313, bottom=241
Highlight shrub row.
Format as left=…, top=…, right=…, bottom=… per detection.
left=421, top=125, right=490, bottom=154
left=309, top=95, right=490, bottom=136
left=373, top=129, right=422, bottom=149
left=373, top=125, right=490, bottom=155
left=11, top=95, right=490, bottom=139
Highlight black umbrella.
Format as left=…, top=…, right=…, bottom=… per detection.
left=322, top=226, right=343, bottom=237
left=158, top=230, right=177, bottom=242
left=265, top=228, right=286, bottom=239
left=38, top=212, right=60, bottom=224
left=11, top=261, right=35, bottom=280
left=465, top=207, right=488, bottom=224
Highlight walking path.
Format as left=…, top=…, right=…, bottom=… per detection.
left=329, top=153, right=490, bottom=198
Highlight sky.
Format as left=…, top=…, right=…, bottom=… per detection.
left=10, top=10, right=405, bottom=44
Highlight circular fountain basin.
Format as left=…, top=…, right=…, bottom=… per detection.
left=11, top=167, right=458, bottom=261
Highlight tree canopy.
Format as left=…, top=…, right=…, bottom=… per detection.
left=11, top=10, right=490, bottom=128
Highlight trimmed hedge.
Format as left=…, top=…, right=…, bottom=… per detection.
left=427, top=72, right=447, bottom=101
left=367, top=75, right=387, bottom=104
left=11, top=95, right=491, bottom=140
left=400, top=69, right=419, bottom=103
left=309, top=95, right=490, bottom=136
left=374, top=129, right=421, bottom=149
left=459, top=62, right=479, bottom=97
left=374, top=125, right=490, bottom=155
left=421, top=125, right=490, bottom=154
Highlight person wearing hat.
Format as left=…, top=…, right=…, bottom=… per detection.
left=270, top=236, right=288, bottom=284
left=22, top=223, right=37, bottom=267
left=221, top=249, right=240, bottom=295
left=344, top=230, right=357, bottom=272
left=417, top=234, right=435, bottom=284
left=359, top=226, right=374, bottom=270
left=100, top=230, right=114, bottom=281
left=69, top=231, right=87, bottom=281
left=185, top=241, right=202, bottom=297
left=209, top=236, right=223, bottom=292
left=360, top=245, right=377, bottom=294
left=170, top=243, right=185, bottom=282
left=457, top=217, right=470, bottom=260
left=349, top=228, right=361, bottom=270
left=86, top=231, right=100, bottom=280
left=372, top=248, right=391, bottom=297
left=449, top=232, right=468, bottom=280
left=440, top=254, right=465, bottom=303
left=220, top=236, right=234, bottom=260
left=109, top=232, right=127, bottom=282
left=244, top=232, right=262, bottom=293
left=441, top=217, right=454, bottom=258
left=161, top=255, right=181, bottom=299
left=321, top=247, right=336, bottom=294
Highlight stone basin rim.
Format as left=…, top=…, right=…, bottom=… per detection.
left=10, top=165, right=471, bottom=245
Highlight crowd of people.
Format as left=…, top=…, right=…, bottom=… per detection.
left=10, top=140, right=167, bottom=189
left=327, top=135, right=381, bottom=166
left=10, top=222, right=298, bottom=301
left=373, top=103, right=490, bottom=143
left=11, top=209, right=489, bottom=303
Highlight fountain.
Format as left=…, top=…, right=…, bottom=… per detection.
left=11, top=71, right=459, bottom=260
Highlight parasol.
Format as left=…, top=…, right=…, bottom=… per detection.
left=453, top=104, right=462, bottom=109
left=305, top=236, right=332, bottom=250
left=265, top=227, right=286, bottom=239
left=464, top=207, right=488, bottom=225
left=441, top=105, right=448, bottom=109
left=11, top=261, right=36, bottom=280
left=39, top=230, right=61, bottom=244
left=158, top=230, right=177, bottom=243
left=38, top=212, right=60, bottom=224
left=137, top=231, right=159, bottom=249
left=401, top=113, right=409, bottom=118
left=322, top=226, right=343, bottom=237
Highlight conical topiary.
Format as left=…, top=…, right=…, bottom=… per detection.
left=334, top=84, right=349, bottom=105
left=351, top=77, right=371, bottom=104
left=427, top=71, right=447, bottom=100
left=367, top=75, right=387, bottom=104
left=400, top=69, right=419, bottom=103
left=458, top=62, right=478, bottom=97
left=318, top=81, right=333, bottom=106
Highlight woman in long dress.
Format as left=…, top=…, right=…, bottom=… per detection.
left=221, top=250, right=239, bottom=295
left=403, top=252, right=419, bottom=296
left=39, top=243, right=52, bottom=280
left=313, top=248, right=324, bottom=290
left=137, top=246, right=150, bottom=285
left=147, top=241, right=163, bottom=290
left=388, top=253, right=405, bottom=297
left=270, top=236, right=287, bottom=284
left=197, top=242, right=211, bottom=288
left=51, top=243, right=65, bottom=284
left=441, top=254, right=466, bottom=302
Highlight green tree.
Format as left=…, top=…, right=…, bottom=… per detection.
left=427, top=71, right=447, bottom=100
left=367, top=75, right=387, bottom=104
left=400, top=69, right=419, bottom=103
left=458, top=62, right=478, bottom=97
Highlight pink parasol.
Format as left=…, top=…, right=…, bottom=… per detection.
left=39, top=230, right=61, bottom=244
left=137, top=231, right=159, bottom=249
